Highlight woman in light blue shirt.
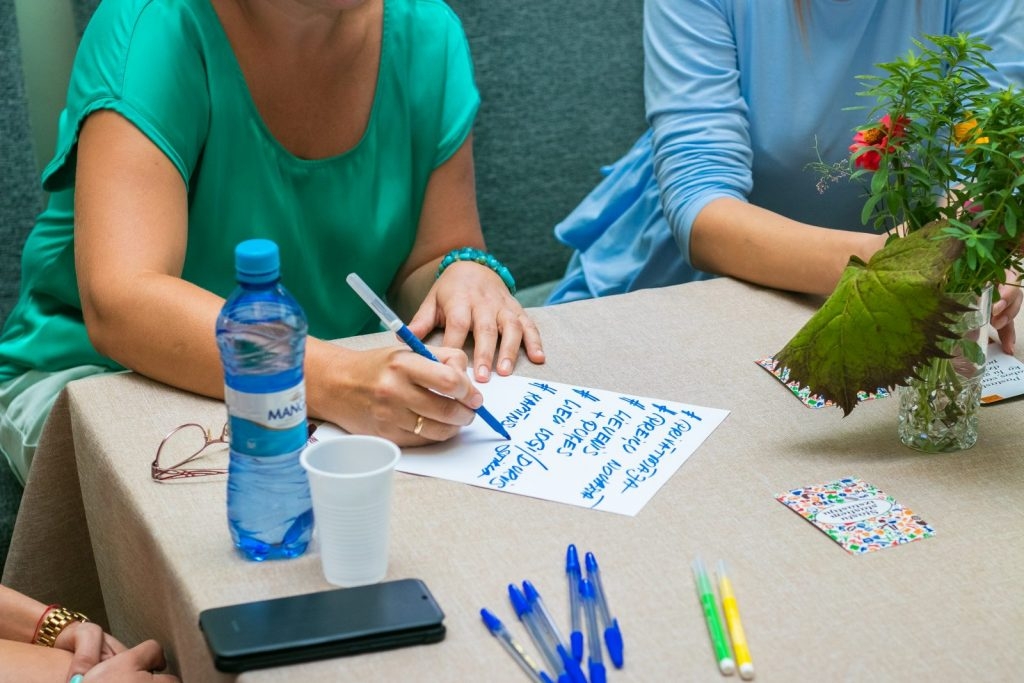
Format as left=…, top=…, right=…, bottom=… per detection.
left=548, top=0, right=1023, bottom=349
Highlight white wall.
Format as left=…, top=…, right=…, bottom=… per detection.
left=13, top=0, right=78, bottom=174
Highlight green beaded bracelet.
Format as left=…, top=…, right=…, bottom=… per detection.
left=435, top=247, right=517, bottom=295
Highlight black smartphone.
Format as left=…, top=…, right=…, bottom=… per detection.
left=198, top=578, right=446, bottom=673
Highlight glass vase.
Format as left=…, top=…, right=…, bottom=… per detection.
left=896, top=286, right=992, bottom=453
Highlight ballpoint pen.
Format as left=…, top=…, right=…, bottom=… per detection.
left=522, top=581, right=588, bottom=683
left=717, top=561, right=755, bottom=680
left=481, top=608, right=556, bottom=683
left=346, top=272, right=511, bottom=440
left=579, top=578, right=606, bottom=683
left=693, top=556, right=735, bottom=676
left=584, top=551, right=624, bottom=668
left=566, top=544, right=584, bottom=662
left=509, top=584, right=571, bottom=683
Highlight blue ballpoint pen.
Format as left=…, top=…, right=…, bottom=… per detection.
left=522, top=581, right=588, bottom=683
left=510, top=584, right=571, bottom=683
left=584, top=552, right=624, bottom=669
left=481, top=608, right=556, bottom=683
left=579, top=578, right=606, bottom=683
left=566, top=544, right=585, bottom=662
left=346, top=273, right=511, bottom=440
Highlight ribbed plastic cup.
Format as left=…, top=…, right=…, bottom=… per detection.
left=300, top=435, right=401, bottom=586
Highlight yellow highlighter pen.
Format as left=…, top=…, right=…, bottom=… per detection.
left=717, top=560, right=755, bottom=680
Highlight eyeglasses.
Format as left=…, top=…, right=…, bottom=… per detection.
left=151, top=422, right=229, bottom=482
left=151, top=421, right=319, bottom=482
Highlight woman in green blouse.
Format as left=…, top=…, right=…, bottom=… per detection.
left=0, top=0, right=545, bottom=484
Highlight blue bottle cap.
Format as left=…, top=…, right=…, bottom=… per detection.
left=235, top=239, right=280, bottom=285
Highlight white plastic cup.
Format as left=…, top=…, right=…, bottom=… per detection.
left=300, top=435, right=401, bottom=586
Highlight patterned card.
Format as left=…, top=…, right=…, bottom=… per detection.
left=776, top=477, right=934, bottom=554
left=756, top=355, right=890, bottom=409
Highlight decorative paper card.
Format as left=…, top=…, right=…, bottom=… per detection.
left=981, top=339, right=1024, bottom=404
left=756, top=356, right=889, bottom=409
left=314, top=374, right=729, bottom=516
left=775, top=477, right=934, bottom=554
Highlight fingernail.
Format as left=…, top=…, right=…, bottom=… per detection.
left=499, top=359, right=513, bottom=374
left=477, top=364, right=490, bottom=381
left=70, top=676, right=84, bottom=683
left=469, top=392, right=483, bottom=409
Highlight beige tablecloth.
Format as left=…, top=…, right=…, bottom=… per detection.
left=5, top=278, right=1023, bottom=682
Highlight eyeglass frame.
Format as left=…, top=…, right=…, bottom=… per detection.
left=151, top=422, right=229, bottom=482
left=151, top=421, right=319, bottom=482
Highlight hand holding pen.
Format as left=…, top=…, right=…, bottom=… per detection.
left=347, top=273, right=510, bottom=440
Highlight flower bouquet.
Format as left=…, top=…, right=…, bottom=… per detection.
left=777, top=33, right=1024, bottom=451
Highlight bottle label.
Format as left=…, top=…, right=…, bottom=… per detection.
left=225, top=382, right=307, bottom=457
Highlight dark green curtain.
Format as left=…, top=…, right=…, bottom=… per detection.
left=0, top=0, right=38, bottom=569
left=445, top=1, right=646, bottom=288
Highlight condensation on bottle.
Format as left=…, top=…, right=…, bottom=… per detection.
left=216, top=238, right=313, bottom=561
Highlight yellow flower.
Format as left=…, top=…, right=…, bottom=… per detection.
left=953, top=117, right=989, bottom=145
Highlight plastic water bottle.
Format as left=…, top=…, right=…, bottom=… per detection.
left=217, top=238, right=313, bottom=561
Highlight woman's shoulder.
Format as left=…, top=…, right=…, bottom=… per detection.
left=46, top=0, right=217, bottom=192
left=84, top=0, right=211, bottom=33
left=389, top=0, right=467, bottom=41
left=76, top=0, right=217, bottom=69
left=383, top=0, right=473, bottom=80
left=399, top=0, right=464, bottom=24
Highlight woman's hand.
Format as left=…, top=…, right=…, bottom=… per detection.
left=54, top=621, right=124, bottom=681
left=313, top=342, right=483, bottom=445
left=992, top=271, right=1022, bottom=354
left=407, top=261, right=545, bottom=382
left=77, top=640, right=179, bottom=682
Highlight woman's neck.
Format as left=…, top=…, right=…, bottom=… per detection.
left=224, top=0, right=374, bottom=56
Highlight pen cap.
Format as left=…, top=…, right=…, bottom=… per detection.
left=480, top=608, right=503, bottom=633
left=508, top=584, right=531, bottom=618
left=566, top=544, right=581, bottom=574
left=604, top=619, right=624, bottom=668
left=692, top=557, right=713, bottom=593
left=523, top=580, right=541, bottom=605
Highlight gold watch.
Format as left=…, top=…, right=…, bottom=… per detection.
left=34, top=606, right=89, bottom=647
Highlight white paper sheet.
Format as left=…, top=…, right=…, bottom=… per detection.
left=982, top=338, right=1024, bottom=404
left=314, top=374, right=729, bottom=516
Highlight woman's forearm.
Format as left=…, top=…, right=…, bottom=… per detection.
left=690, top=197, right=886, bottom=295
left=0, top=585, right=49, bottom=643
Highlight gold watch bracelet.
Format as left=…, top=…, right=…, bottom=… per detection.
left=34, top=605, right=89, bottom=647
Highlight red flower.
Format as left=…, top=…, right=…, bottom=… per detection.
left=881, top=113, right=910, bottom=139
left=849, top=114, right=910, bottom=171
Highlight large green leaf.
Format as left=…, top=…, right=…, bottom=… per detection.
left=774, top=222, right=967, bottom=415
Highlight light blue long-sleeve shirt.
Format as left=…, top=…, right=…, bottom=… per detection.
left=548, top=0, right=1024, bottom=305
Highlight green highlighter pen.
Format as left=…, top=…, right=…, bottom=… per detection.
left=693, top=557, right=736, bottom=675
